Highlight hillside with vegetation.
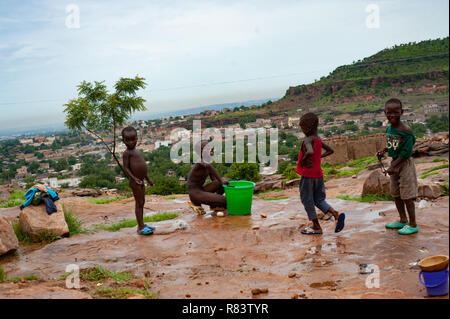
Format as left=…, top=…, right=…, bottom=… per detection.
left=278, top=37, right=449, bottom=113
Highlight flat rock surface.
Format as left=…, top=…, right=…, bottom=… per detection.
left=0, top=158, right=448, bottom=299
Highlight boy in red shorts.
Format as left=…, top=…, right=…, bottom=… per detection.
left=296, top=113, right=345, bottom=235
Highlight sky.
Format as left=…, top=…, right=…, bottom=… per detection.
left=0, top=0, right=448, bottom=131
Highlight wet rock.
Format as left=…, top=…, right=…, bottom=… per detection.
left=0, top=216, right=18, bottom=256
left=251, top=288, right=269, bottom=295
left=130, top=279, right=147, bottom=288
left=19, top=202, right=69, bottom=242
left=412, top=132, right=449, bottom=157
left=417, top=183, right=442, bottom=199
left=71, top=188, right=102, bottom=197
left=285, top=178, right=300, bottom=188
left=362, top=170, right=390, bottom=197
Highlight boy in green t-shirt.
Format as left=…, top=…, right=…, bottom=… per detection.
left=377, top=98, right=418, bottom=235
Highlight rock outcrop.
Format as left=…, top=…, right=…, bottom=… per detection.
left=362, top=170, right=390, bottom=197
left=417, top=183, right=442, bottom=199
left=413, top=132, right=449, bottom=157
left=0, top=216, right=18, bottom=256
left=19, top=202, right=69, bottom=242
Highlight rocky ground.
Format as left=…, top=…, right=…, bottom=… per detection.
left=0, top=156, right=448, bottom=299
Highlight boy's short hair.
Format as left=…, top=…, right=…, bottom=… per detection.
left=385, top=98, right=402, bottom=109
left=121, top=126, right=137, bottom=137
left=300, top=112, right=319, bottom=131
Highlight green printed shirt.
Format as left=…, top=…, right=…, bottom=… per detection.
left=386, top=125, right=416, bottom=160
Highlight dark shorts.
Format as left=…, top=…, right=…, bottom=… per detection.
left=299, top=176, right=331, bottom=221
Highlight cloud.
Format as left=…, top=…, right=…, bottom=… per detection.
left=0, top=0, right=448, bottom=130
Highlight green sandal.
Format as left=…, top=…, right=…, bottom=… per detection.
left=385, top=221, right=409, bottom=229
left=398, top=225, right=419, bottom=235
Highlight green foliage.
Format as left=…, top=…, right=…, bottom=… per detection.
left=63, top=76, right=147, bottom=176
left=276, top=160, right=291, bottom=174
left=79, top=265, right=132, bottom=284
left=7, top=275, right=39, bottom=283
left=425, top=114, right=449, bottom=133
left=226, top=163, right=261, bottom=182
left=13, top=223, right=32, bottom=243
left=410, top=123, right=427, bottom=138
left=96, top=212, right=179, bottom=232
left=282, top=166, right=298, bottom=180
left=146, top=177, right=187, bottom=195
left=64, top=76, right=147, bottom=133
left=261, top=196, right=289, bottom=201
left=0, top=267, right=7, bottom=282
left=0, top=190, right=24, bottom=208
left=419, top=164, right=449, bottom=179
left=38, top=230, right=62, bottom=243
left=438, top=183, right=449, bottom=196
left=419, top=171, right=440, bottom=179
left=336, top=194, right=394, bottom=202
left=63, top=205, right=89, bottom=236
left=87, top=196, right=129, bottom=204
left=432, top=158, right=447, bottom=162
left=92, top=287, right=157, bottom=299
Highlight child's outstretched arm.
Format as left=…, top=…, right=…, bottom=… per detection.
left=321, top=141, right=334, bottom=158
left=122, top=152, right=142, bottom=184
left=300, top=137, right=314, bottom=167
left=145, top=175, right=154, bottom=186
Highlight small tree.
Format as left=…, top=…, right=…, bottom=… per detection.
left=63, top=76, right=147, bottom=175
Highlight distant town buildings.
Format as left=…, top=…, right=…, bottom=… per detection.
left=155, top=140, right=170, bottom=149
left=423, top=103, right=449, bottom=117
left=16, top=166, right=28, bottom=178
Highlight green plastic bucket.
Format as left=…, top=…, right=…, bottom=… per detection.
left=223, top=180, right=255, bottom=215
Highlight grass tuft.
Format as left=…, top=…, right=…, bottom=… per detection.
left=7, top=275, right=39, bottom=283
left=87, top=196, right=129, bottom=205
left=91, top=286, right=157, bottom=299
left=432, top=158, right=447, bottom=163
left=96, top=212, right=178, bottom=232
left=0, top=267, right=38, bottom=283
left=438, top=183, right=449, bottom=196
left=80, top=265, right=132, bottom=284
left=63, top=204, right=89, bottom=236
left=261, top=196, right=289, bottom=201
left=0, top=267, right=6, bottom=282
left=420, top=164, right=449, bottom=179
left=336, top=193, right=394, bottom=202
left=13, top=223, right=32, bottom=243
left=0, top=190, right=25, bottom=208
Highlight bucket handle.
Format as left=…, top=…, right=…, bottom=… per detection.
left=419, top=269, right=449, bottom=288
